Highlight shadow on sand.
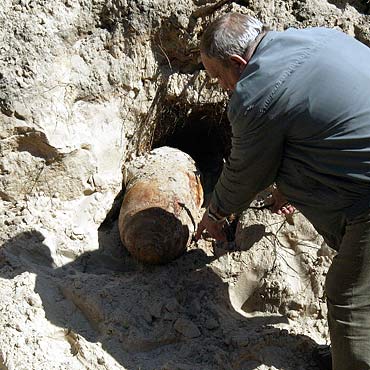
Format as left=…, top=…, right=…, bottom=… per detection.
left=0, top=220, right=321, bottom=369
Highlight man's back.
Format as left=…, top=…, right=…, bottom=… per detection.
left=223, top=27, right=370, bottom=246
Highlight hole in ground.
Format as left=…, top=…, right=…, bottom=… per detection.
left=97, top=100, right=231, bottom=264
left=152, top=101, right=232, bottom=206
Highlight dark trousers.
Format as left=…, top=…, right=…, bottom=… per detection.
left=325, top=211, right=370, bottom=370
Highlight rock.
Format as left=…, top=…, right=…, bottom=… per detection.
left=149, top=301, right=163, bottom=319
left=204, top=317, right=219, bottom=330
left=174, top=318, right=201, bottom=338
left=165, top=298, right=180, bottom=313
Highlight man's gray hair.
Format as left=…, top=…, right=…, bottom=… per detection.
left=200, top=13, right=268, bottom=65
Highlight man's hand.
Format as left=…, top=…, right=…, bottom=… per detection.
left=195, top=210, right=228, bottom=242
left=271, top=188, right=295, bottom=215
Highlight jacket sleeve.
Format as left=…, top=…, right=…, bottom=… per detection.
left=211, top=107, right=286, bottom=215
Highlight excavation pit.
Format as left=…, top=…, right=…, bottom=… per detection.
left=115, top=101, right=232, bottom=264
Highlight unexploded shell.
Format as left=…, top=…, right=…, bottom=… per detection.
left=119, top=147, right=203, bottom=264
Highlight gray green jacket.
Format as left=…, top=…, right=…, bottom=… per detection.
left=212, top=27, right=370, bottom=248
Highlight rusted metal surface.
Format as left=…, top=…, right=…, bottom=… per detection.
left=119, top=147, right=203, bottom=264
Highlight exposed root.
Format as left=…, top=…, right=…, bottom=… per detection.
left=193, top=0, right=234, bottom=19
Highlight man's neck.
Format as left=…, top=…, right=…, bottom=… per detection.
left=244, top=30, right=269, bottom=64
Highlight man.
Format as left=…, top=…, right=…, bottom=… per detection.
left=195, top=12, right=370, bottom=370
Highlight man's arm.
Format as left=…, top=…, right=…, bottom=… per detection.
left=196, top=109, right=287, bottom=240
left=212, top=110, right=286, bottom=215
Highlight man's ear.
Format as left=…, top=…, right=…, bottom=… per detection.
left=229, top=54, right=248, bottom=72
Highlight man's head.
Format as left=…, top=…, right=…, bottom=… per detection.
left=200, top=13, right=267, bottom=91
